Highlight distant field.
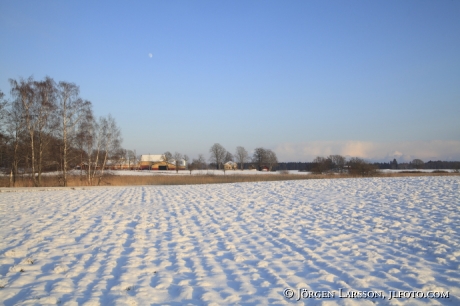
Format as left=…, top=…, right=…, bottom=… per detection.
left=1, top=169, right=459, bottom=188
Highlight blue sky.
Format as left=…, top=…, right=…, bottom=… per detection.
left=1, top=0, right=459, bottom=162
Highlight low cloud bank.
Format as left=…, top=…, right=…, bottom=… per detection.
left=274, top=140, right=460, bottom=162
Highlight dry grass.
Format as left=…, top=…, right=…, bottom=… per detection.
left=1, top=171, right=459, bottom=188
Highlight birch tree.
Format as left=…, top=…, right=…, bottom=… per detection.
left=58, top=81, right=91, bottom=186
left=75, top=110, right=95, bottom=184
left=197, top=154, right=206, bottom=170
left=329, top=155, right=346, bottom=173
left=87, top=117, right=103, bottom=185
left=209, top=143, right=226, bottom=170
left=266, top=149, right=278, bottom=171
left=173, top=152, right=183, bottom=173
left=9, top=77, right=38, bottom=185
left=162, top=151, right=173, bottom=170
left=0, top=90, right=6, bottom=123
left=33, top=77, right=58, bottom=186
left=126, top=150, right=136, bottom=169
left=97, top=115, right=122, bottom=186
left=252, top=147, right=267, bottom=170
left=4, top=93, right=25, bottom=186
left=235, top=146, right=249, bottom=170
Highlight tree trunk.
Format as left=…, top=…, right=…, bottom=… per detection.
left=97, top=151, right=109, bottom=186
left=37, top=132, right=44, bottom=186
left=62, top=100, right=68, bottom=187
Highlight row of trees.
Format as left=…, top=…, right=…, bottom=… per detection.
left=306, top=156, right=456, bottom=174
left=204, top=143, right=278, bottom=171
left=311, top=155, right=378, bottom=176
left=156, top=144, right=279, bottom=174
left=0, top=76, right=123, bottom=187
left=153, top=144, right=278, bottom=175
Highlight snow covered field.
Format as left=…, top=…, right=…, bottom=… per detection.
left=1, top=176, right=459, bottom=305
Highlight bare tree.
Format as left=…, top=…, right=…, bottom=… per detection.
left=311, top=156, right=327, bottom=174
left=8, top=77, right=60, bottom=186
left=75, top=112, right=93, bottom=182
left=0, top=90, right=8, bottom=171
left=58, top=81, right=91, bottom=186
left=188, top=159, right=196, bottom=175
left=113, top=148, right=127, bottom=169
left=162, top=151, right=173, bottom=170
left=412, top=159, right=424, bottom=169
left=0, top=90, right=7, bottom=123
left=9, top=77, right=39, bottom=185
left=348, top=157, right=377, bottom=176
left=76, top=112, right=122, bottom=187
left=173, top=152, right=183, bottom=174
left=197, top=154, right=206, bottom=170
left=97, top=115, right=122, bottom=186
left=235, top=146, right=249, bottom=170
left=33, top=77, right=58, bottom=186
left=0, top=92, right=25, bottom=187
left=252, top=147, right=267, bottom=170
left=224, top=151, right=233, bottom=163
left=266, top=149, right=278, bottom=171
left=209, top=143, right=226, bottom=169
left=329, top=155, right=346, bottom=173
left=4, top=94, right=25, bottom=186
left=126, top=150, right=136, bottom=169
left=84, top=116, right=100, bottom=185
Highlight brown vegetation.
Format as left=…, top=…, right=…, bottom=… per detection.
left=1, top=171, right=458, bottom=188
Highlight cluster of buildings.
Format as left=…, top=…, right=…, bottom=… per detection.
left=138, top=157, right=240, bottom=171
left=79, top=155, right=244, bottom=171
left=138, top=155, right=186, bottom=170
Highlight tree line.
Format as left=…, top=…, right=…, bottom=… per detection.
left=0, top=76, right=124, bottom=187
left=136, top=150, right=460, bottom=174
left=159, top=144, right=279, bottom=174
left=276, top=158, right=459, bottom=172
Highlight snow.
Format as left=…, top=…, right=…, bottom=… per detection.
left=1, top=176, right=459, bottom=305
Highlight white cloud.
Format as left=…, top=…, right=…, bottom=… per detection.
left=274, top=140, right=460, bottom=162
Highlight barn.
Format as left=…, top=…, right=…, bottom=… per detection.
left=139, top=154, right=186, bottom=170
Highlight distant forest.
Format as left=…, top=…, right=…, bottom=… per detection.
left=272, top=160, right=460, bottom=171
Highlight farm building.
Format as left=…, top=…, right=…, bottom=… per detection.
left=224, top=161, right=238, bottom=170
left=77, top=159, right=139, bottom=171
left=260, top=166, right=269, bottom=171
left=106, top=158, right=138, bottom=170
left=139, top=154, right=186, bottom=170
